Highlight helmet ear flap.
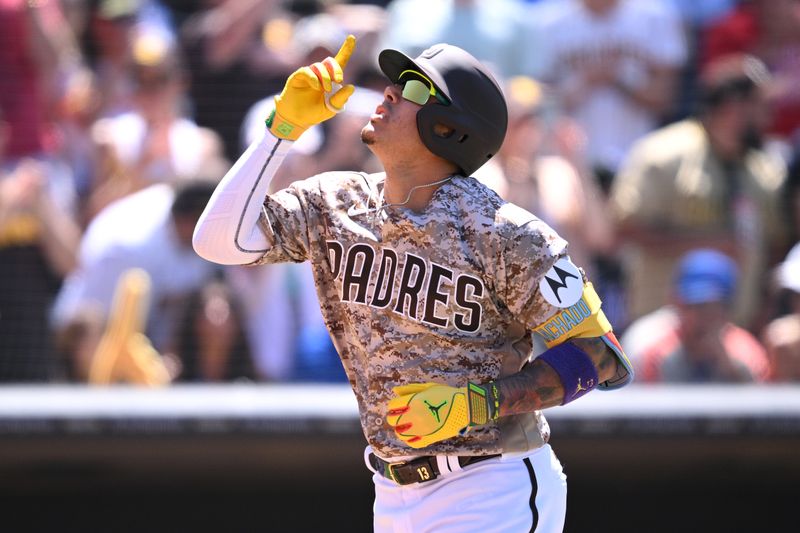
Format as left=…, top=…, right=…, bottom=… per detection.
left=418, top=104, right=465, bottom=139
left=417, top=104, right=499, bottom=176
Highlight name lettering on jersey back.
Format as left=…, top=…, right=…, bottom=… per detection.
left=326, top=240, right=483, bottom=332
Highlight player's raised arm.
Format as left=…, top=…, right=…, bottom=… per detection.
left=192, top=35, right=356, bottom=266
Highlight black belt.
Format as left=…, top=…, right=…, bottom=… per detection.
left=369, top=452, right=501, bottom=485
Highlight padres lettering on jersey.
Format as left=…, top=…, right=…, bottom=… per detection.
left=326, top=240, right=484, bottom=332
left=255, top=170, right=571, bottom=458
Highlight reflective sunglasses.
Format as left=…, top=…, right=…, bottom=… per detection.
left=397, top=69, right=450, bottom=106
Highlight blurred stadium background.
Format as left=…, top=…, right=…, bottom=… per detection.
left=2, top=0, right=800, bottom=531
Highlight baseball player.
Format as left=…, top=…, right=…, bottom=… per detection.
left=193, top=35, right=633, bottom=532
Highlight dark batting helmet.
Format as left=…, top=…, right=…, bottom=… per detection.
left=378, top=44, right=508, bottom=176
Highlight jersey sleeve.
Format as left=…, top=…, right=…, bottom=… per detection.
left=193, top=131, right=293, bottom=265
left=500, top=217, right=634, bottom=388
left=193, top=128, right=331, bottom=267
left=253, top=176, right=322, bottom=265
left=499, top=216, right=569, bottom=329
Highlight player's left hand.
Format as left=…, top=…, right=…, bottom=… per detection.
left=386, top=382, right=491, bottom=449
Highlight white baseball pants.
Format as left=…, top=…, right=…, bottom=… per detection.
left=367, top=444, right=567, bottom=533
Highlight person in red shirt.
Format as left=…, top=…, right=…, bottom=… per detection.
left=637, top=249, right=770, bottom=383
left=0, top=0, right=73, bottom=159
left=702, top=0, right=800, bottom=139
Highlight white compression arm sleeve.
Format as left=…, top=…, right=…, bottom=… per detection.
left=192, top=131, right=292, bottom=265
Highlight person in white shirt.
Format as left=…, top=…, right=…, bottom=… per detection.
left=52, top=180, right=219, bottom=380
left=380, top=0, right=528, bottom=79
left=534, top=0, right=687, bottom=185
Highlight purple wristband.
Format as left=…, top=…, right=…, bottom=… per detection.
left=537, top=343, right=599, bottom=405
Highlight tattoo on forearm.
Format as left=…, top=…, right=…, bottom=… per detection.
left=495, top=360, right=564, bottom=416
left=494, top=337, right=620, bottom=417
left=571, top=337, right=620, bottom=383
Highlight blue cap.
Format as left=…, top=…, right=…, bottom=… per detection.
left=674, top=249, right=738, bottom=304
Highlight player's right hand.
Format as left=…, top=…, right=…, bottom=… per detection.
left=386, top=382, right=493, bottom=449
left=268, top=35, right=357, bottom=141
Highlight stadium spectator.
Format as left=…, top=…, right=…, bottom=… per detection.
left=179, top=0, right=286, bottom=161
left=763, top=243, right=800, bottom=381
left=784, top=137, right=800, bottom=245
left=52, top=178, right=221, bottom=381
left=173, top=277, right=256, bottom=383
left=0, top=0, right=88, bottom=382
left=381, top=0, right=528, bottom=79
left=0, top=0, right=79, bottom=161
left=610, top=53, right=788, bottom=329
left=660, top=0, right=737, bottom=123
left=86, top=0, right=141, bottom=117
left=533, top=0, right=687, bottom=193
left=52, top=64, right=103, bottom=208
left=666, top=0, right=736, bottom=27
left=702, top=0, right=800, bottom=142
left=0, top=108, right=82, bottom=382
left=85, top=0, right=176, bottom=116
left=86, top=25, right=226, bottom=222
left=496, top=75, right=614, bottom=281
left=633, top=249, right=770, bottom=383
left=227, top=261, right=347, bottom=383
left=223, top=263, right=298, bottom=382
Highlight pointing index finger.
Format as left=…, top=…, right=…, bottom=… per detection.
left=334, top=34, right=356, bottom=70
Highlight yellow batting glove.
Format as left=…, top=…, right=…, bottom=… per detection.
left=386, top=382, right=495, bottom=449
left=267, top=34, right=357, bottom=141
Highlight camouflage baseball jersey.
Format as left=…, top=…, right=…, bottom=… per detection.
left=255, top=171, right=570, bottom=458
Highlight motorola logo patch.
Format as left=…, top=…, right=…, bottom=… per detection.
left=539, top=257, right=583, bottom=308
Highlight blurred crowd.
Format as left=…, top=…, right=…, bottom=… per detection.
left=1, top=0, right=799, bottom=386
